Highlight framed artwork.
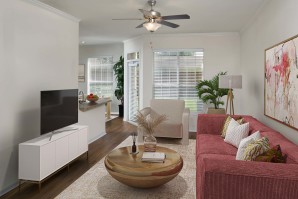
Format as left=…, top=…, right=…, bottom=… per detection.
left=265, top=34, right=298, bottom=130
left=78, top=64, right=85, bottom=82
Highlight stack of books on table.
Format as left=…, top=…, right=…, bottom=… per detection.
left=141, top=152, right=166, bottom=163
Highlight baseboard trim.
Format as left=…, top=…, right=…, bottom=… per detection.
left=88, top=132, right=105, bottom=144
left=0, top=181, right=19, bottom=197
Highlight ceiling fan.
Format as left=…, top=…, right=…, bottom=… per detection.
left=112, top=0, right=190, bottom=32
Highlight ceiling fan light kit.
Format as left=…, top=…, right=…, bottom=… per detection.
left=113, top=0, right=190, bottom=32
left=143, top=18, right=161, bottom=32
left=143, top=22, right=161, bottom=32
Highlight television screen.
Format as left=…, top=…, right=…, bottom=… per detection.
left=41, top=89, right=78, bottom=135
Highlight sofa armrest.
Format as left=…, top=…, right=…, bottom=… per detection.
left=200, top=158, right=298, bottom=199
left=181, top=108, right=190, bottom=145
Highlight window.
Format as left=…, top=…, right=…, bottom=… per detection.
left=153, top=50, right=204, bottom=112
left=87, top=57, right=113, bottom=98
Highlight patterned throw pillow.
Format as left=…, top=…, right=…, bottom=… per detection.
left=221, top=116, right=243, bottom=138
left=224, top=119, right=250, bottom=148
left=236, top=131, right=261, bottom=160
left=255, top=145, right=287, bottom=163
left=243, top=137, right=270, bottom=161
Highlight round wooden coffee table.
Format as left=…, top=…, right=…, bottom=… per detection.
left=104, top=145, right=183, bottom=188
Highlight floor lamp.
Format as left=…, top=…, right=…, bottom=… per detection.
left=219, top=75, right=242, bottom=115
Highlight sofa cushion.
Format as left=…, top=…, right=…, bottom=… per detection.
left=221, top=116, right=244, bottom=138
left=236, top=131, right=261, bottom=160
left=261, top=131, right=298, bottom=163
left=255, top=145, right=287, bottom=163
left=243, top=116, right=273, bottom=134
left=224, top=119, right=250, bottom=147
left=197, top=134, right=237, bottom=156
left=243, top=137, right=270, bottom=161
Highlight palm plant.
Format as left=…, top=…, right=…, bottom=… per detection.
left=113, top=56, right=124, bottom=105
left=196, top=72, right=229, bottom=109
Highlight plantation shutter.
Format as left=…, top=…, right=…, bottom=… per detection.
left=153, top=50, right=204, bottom=113
left=88, top=57, right=113, bottom=98
left=128, top=61, right=139, bottom=121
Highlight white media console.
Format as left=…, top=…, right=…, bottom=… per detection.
left=18, top=125, right=88, bottom=189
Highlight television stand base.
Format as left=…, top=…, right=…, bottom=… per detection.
left=49, top=128, right=78, bottom=141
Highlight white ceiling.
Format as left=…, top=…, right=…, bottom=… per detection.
left=39, top=0, right=267, bottom=45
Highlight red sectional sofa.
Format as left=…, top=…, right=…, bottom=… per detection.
left=196, top=114, right=298, bottom=199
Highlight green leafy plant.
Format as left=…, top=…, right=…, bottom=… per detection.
left=113, top=56, right=124, bottom=105
left=196, top=72, right=229, bottom=109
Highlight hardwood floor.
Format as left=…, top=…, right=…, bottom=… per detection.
left=1, top=117, right=136, bottom=199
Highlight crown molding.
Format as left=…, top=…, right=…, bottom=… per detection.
left=23, top=0, right=80, bottom=23
left=145, top=32, right=239, bottom=38
left=123, top=32, right=239, bottom=44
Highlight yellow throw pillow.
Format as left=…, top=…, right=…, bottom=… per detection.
left=243, top=137, right=270, bottom=161
left=221, top=116, right=243, bottom=138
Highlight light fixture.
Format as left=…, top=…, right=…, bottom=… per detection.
left=143, top=18, right=161, bottom=32
left=219, top=75, right=242, bottom=115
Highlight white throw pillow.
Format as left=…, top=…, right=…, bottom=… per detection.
left=224, top=118, right=250, bottom=148
left=225, top=118, right=240, bottom=134
left=236, top=131, right=261, bottom=160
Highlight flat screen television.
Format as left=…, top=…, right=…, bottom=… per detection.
left=41, top=89, right=78, bottom=135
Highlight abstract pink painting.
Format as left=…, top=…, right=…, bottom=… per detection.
left=265, top=35, right=298, bottom=130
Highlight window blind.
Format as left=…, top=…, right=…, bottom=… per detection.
left=128, top=61, right=139, bottom=121
left=153, top=50, right=204, bottom=112
left=87, top=57, right=113, bottom=98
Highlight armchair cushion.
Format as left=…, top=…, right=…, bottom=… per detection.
left=150, top=99, right=185, bottom=123
left=154, top=122, right=183, bottom=138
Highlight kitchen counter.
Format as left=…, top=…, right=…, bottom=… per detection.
left=79, top=98, right=111, bottom=112
left=78, top=97, right=112, bottom=143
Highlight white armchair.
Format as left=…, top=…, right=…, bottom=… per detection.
left=137, top=99, right=190, bottom=145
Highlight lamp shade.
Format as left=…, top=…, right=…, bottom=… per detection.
left=143, top=22, right=161, bottom=32
left=219, top=75, right=242, bottom=89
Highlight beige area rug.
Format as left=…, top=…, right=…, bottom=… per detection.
left=56, top=138, right=196, bottom=199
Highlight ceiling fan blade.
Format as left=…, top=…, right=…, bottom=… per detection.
left=112, top=18, right=143, bottom=20
left=136, top=22, right=146, bottom=28
left=161, top=14, right=190, bottom=20
left=157, top=20, right=179, bottom=28
left=139, top=9, right=152, bottom=17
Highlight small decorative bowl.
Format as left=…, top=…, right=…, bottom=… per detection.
left=86, top=97, right=99, bottom=103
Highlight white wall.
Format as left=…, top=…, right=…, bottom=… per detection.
left=124, top=33, right=241, bottom=131
left=240, top=0, right=298, bottom=144
left=0, top=0, right=79, bottom=195
left=79, top=44, right=124, bottom=113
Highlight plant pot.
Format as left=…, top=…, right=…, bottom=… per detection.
left=118, top=104, right=124, bottom=117
left=207, top=108, right=226, bottom=114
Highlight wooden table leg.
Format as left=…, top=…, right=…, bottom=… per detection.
left=106, top=100, right=111, bottom=120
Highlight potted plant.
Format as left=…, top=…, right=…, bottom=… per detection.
left=136, top=111, right=167, bottom=152
left=113, top=56, right=124, bottom=117
left=196, top=72, right=229, bottom=114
